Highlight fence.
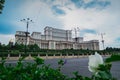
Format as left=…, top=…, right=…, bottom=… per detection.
left=0, top=52, right=113, bottom=60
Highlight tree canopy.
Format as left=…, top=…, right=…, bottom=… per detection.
left=0, top=0, right=5, bottom=14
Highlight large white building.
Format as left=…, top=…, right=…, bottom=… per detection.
left=15, top=26, right=99, bottom=50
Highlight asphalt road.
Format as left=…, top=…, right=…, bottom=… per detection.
left=5, top=57, right=120, bottom=79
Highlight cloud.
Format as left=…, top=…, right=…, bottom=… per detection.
left=0, top=34, right=15, bottom=45
left=70, top=0, right=110, bottom=9
left=10, top=0, right=64, bottom=33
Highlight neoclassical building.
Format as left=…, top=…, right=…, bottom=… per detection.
left=15, top=26, right=99, bottom=50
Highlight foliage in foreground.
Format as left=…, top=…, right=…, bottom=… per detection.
left=0, top=57, right=66, bottom=80
left=0, top=54, right=120, bottom=80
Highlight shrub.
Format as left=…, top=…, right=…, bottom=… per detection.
left=0, top=57, right=67, bottom=80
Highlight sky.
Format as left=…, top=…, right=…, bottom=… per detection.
left=0, top=0, right=120, bottom=49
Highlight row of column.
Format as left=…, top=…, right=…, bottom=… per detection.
left=6, top=53, right=114, bottom=59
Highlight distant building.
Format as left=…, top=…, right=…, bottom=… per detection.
left=9, top=39, right=14, bottom=46
left=15, top=26, right=99, bottom=50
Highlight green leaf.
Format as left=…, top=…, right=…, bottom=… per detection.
left=18, top=56, right=25, bottom=61
left=98, top=63, right=112, bottom=71
left=58, top=59, right=64, bottom=65
left=95, top=71, right=111, bottom=79
left=34, top=57, right=44, bottom=65
left=105, top=54, right=120, bottom=63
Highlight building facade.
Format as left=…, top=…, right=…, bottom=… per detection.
left=15, top=26, right=99, bottom=50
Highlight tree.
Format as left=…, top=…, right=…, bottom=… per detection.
left=0, top=0, right=5, bottom=14
left=14, top=43, right=25, bottom=51
left=28, top=44, right=40, bottom=52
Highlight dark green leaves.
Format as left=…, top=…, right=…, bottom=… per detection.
left=34, top=57, right=44, bottom=65
left=72, top=71, right=92, bottom=80
left=105, top=54, right=120, bottom=63
left=0, top=0, right=5, bottom=14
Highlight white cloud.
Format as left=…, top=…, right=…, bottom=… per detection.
left=84, top=0, right=94, bottom=4
left=0, top=34, right=15, bottom=45
left=16, top=0, right=64, bottom=33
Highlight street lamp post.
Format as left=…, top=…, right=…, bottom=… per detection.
left=21, top=18, right=33, bottom=54
left=100, top=33, right=105, bottom=50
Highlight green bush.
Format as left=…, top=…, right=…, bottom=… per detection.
left=0, top=57, right=67, bottom=80
left=0, top=52, right=8, bottom=57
